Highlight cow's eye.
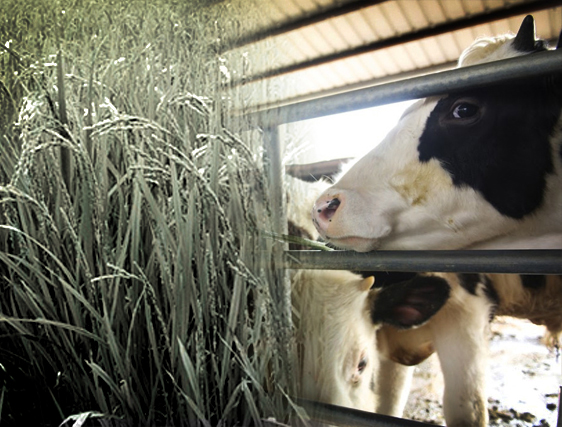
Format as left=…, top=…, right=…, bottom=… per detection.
left=357, top=356, right=368, bottom=373
left=451, top=102, right=479, bottom=119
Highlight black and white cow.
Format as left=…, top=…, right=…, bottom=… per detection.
left=310, top=15, right=562, bottom=427
left=312, top=15, right=562, bottom=252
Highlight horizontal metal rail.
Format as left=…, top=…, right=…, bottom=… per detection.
left=297, top=399, right=437, bottom=427
left=246, top=48, right=562, bottom=127
left=284, top=250, right=562, bottom=275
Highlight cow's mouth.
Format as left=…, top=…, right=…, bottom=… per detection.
left=324, top=235, right=380, bottom=252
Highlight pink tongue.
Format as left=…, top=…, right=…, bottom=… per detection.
left=393, top=306, right=423, bottom=325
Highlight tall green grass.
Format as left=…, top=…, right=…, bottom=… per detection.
left=0, top=1, right=297, bottom=425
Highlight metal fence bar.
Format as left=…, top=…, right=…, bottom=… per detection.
left=284, top=250, right=562, bottom=274
left=246, top=48, right=562, bottom=127
left=296, top=399, right=437, bottom=427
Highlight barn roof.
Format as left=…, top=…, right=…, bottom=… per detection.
left=218, top=0, right=562, bottom=111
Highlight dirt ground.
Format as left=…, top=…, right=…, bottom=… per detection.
left=403, top=317, right=561, bottom=426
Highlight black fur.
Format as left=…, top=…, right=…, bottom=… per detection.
left=371, top=275, right=450, bottom=329
left=512, top=15, right=549, bottom=53
left=458, top=273, right=481, bottom=295
left=520, top=274, right=547, bottom=289
left=418, top=80, right=559, bottom=218
left=459, top=273, right=499, bottom=305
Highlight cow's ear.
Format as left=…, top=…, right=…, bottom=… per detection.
left=513, top=15, right=537, bottom=53
left=357, top=276, right=374, bottom=292
left=369, top=275, right=450, bottom=329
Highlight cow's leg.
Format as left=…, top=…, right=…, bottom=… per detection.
left=374, top=356, right=414, bottom=416
left=375, top=324, right=435, bottom=417
left=431, top=281, right=492, bottom=427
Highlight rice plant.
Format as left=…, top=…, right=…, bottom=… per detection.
left=0, top=1, right=297, bottom=425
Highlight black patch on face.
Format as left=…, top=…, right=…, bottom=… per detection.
left=371, top=275, right=450, bottom=329
left=418, top=80, right=560, bottom=219
left=520, top=274, right=546, bottom=289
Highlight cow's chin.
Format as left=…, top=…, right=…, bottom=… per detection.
left=325, top=235, right=380, bottom=252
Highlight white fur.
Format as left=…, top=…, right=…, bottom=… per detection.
left=289, top=177, right=411, bottom=415
left=292, top=269, right=379, bottom=411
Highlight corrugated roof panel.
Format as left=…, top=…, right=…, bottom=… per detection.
left=390, top=44, right=417, bottom=70
left=272, top=0, right=304, bottom=20
left=379, top=2, right=412, bottom=35
left=435, top=32, right=464, bottom=62
left=223, top=1, right=562, bottom=110
left=330, top=14, right=368, bottom=47
left=461, top=0, right=487, bottom=15
left=313, top=20, right=352, bottom=50
left=381, top=44, right=415, bottom=73
left=398, top=1, right=432, bottom=29
left=548, top=6, right=562, bottom=34
left=372, top=48, right=403, bottom=75
left=256, top=0, right=290, bottom=26
left=418, top=37, right=450, bottom=64
left=298, top=25, right=338, bottom=56
left=331, top=58, right=360, bottom=84
left=355, top=54, right=383, bottom=80
left=291, top=0, right=325, bottom=14
left=342, top=10, right=377, bottom=44
left=362, top=5, right=397, bottom=39
left=423, top=0, right=449, bottom=24
left=440, top=0, right=467, bottom=20
left=490, top=18, right=513, bottom=34
left=453, top=27, right=481, bottom=50
left=284, top=31, right=317, bottom=61
left=359, top=52, right=389, bottom=79
left=403, top=41, right=434, bottom=68
left=345, top=54, right=379, bottom=81
left=533, top=8, right=562, bottom=39
left=483, top=0, right=510, bottom=10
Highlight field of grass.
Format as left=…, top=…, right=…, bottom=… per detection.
left=0, top=1, right=297, bottom=425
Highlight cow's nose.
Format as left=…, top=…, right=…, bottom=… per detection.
left=313, top=196, right=341, bottom=234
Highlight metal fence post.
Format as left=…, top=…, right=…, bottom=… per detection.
left=263, top=125, right=295, bottom=395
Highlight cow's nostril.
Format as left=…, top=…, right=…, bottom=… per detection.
left=321, top=198, right=340, bottom=221
left=327, top=198, right=341, bottom=210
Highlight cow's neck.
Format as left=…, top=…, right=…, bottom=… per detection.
left=469, top=194, right=562, bottom=250
left=469, top=232, right=562, bottom=250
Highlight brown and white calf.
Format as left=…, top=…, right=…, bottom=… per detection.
left=292, top=268, right=450, bottom=417
left=309, top=15, right=562, bottom=427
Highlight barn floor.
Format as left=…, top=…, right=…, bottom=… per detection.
left=403, top=318, right=561, bottom=426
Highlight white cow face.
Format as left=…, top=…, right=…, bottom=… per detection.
left=293, top=270, right=378, bottom=411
